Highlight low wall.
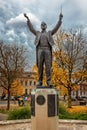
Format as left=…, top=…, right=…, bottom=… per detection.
left=0, top=119, right=87, bottom=130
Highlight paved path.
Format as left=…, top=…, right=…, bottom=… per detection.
left=0, top=119, right=87, bottom=130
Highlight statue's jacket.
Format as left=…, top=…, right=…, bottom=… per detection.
left=34, top=31, right=54, bottom=66
left=34, top=31, right=55, bottom=47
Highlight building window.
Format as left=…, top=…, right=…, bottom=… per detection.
left=34, top=81, right=36, bottom=86
left=29, top=89, right=32, bottom=94
left=28, top=74, right=30, bottom=77
left=30, top=81, right=32, bottom=86
left=25, top=89, right=28, bottom=95
left=25, top=80, right=28, bottom=86
left=21, top=80, right=23, bottom=85
left=72, top=91, right=74, bottom=96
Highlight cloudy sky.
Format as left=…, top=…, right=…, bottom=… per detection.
left=0, top=0, right=87, bottom=67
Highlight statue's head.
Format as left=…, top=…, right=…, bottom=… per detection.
left=41, top=22, right=47, bottom=30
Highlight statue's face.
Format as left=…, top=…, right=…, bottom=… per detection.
left=41, top=22, right=47, bottom=30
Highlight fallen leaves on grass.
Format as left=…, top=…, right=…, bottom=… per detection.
left=67, top=106, right=87, bottom=113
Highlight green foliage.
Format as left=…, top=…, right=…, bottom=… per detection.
left=59, top=104, right=71, bottom=119
left=59, top=104, right=87, bottom=120
left=6, top=104, right=87, bottom=120
left=71, top=113, right=87, bottom=120
left=8, top=106, right=31, bottom=120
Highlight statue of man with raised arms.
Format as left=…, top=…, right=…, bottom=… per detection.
left=24, top=12, right=63, bottom=87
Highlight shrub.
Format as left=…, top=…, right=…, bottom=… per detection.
left=72, top=113, right=87, bottom=120
left=59, top=104, right=71, bottom=119
left=59, top=104, right=87, bottom=120
left=8, top=106, right=31, bottom=120
left=7, top=103, right=87, bottom=120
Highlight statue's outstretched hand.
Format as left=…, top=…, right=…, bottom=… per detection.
left=24, top=13, right=29, bottom=21
left=59, top=13, right=63, bottom=20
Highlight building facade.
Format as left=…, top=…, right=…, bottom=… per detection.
left=0, top=71, right=37, bottom=97
left=0, top=71, right=87, bottom=98
left=18, top=71, right=37, bottom=95
left=71, top=83, right=87, bottom=98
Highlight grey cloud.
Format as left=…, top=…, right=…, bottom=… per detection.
left=0, top=0, right=87, bottom=67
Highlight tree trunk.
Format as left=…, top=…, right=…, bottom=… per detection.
left=7, top=86, right=10, bottom=110
left=67, top=88, right=72, bottom=108
left=76, top=90, right=78, bottom=99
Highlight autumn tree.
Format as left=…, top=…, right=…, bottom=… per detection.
left=53, top=28, right=87, bottom=107
left=10, top=80, right=25, bottom=96
left=52, top=61, right=68, bottom=96
left=82, top=51, right=87, bottom=79
left=0, top=42, right=28, bottom=110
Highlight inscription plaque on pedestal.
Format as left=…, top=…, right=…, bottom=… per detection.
left=36, top=95, right=45, bottom=105
left=31, top=95, right=35, bottom=116
left=48, top=94, right=55, bottom=117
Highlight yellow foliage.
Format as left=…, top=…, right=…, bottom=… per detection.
left=82, top=72, right=87, bottom=80
left=67, top=106, right=87, bottom=113
left=52, top=62, right=67, bottom=85
left=73, top=84, right=80, bottom=91
left=58, top=85, right=67, bottom=96
left=10, top=80, right=25, bottom=96
left=73, top=72, right=83, bottom=79
left=32, top=65, right=38, bottom=81
left=32, top=64, right=38, bottom=73
left=52, top=62, right=68, bottom=95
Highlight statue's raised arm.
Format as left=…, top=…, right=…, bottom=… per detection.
left=51, top=13, right=63, bottom=35
left=24, top=13, right=37, bottom=36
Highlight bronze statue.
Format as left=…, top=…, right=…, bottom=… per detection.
left=24, top=12, right=63, bottom=87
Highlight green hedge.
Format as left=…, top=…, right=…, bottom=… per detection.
left=70, top=113, right=87, bottom=120
left=7, top=104, right=87, bottom=120
left=8, top=106, right=31, bottom=120
left=59, top=104, right=87, bottom=120
left=59, top=104, right=72, bottom=119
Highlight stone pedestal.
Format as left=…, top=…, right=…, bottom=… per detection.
left=31, top=86, right=59, bottom=130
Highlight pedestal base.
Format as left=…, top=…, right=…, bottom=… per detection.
left=31, top=86, right=59, bottom=130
